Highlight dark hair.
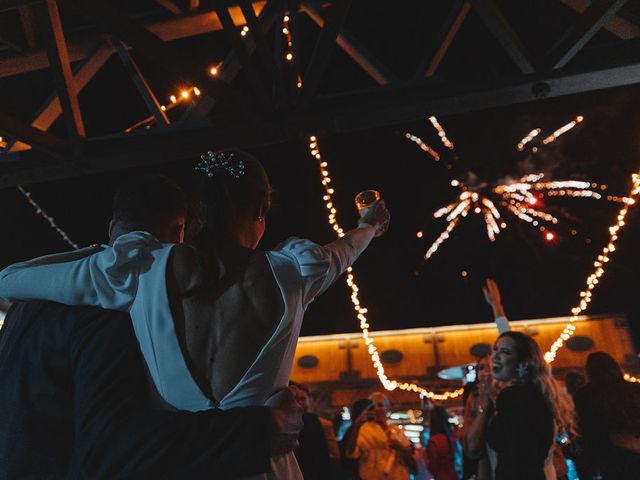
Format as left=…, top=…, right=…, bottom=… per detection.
left=429, top=406, right=454, bottom=454
left=564, top=371, right=586, bottom=396
left=191, top=149, right=270, bottom=249
left=350, top=398, right=373, bottom=422
left=112, top=174, right=187, bottom=231
left=583, top=352, right=640, bottom=432
left=585, top=351, right=624, bottom=386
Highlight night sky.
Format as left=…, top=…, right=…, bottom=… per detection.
left=1, top=1, right=640, bottom=344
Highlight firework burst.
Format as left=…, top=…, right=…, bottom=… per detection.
left=407, top=116, right=633, bottom=263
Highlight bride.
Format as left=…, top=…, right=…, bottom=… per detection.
left=0, top=150, right=390, bottom=479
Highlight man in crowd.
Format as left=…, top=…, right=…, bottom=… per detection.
left=346, top=392, right=414, bottom=480
left=291, top=382, right=340, bottom=479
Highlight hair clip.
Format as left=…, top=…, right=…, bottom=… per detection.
left=195, top=151, right=245, bottom=179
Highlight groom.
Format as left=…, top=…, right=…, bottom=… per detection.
left=0, top=175, right=303, bottom=478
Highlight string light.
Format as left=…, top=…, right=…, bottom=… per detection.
left=428, top=116, right=454, bottom=150
left=240, top=25, right=249, bottom=37
left=308, top=135, right=463, bottom=401
left=405, top=133, right=440, bottom=161
left=125, top=85, right=202, bottom=133
left=17, top=185, right=79, bottom=250
left=624, top=374, right=640, bottom=383
left=544, top=172, right=640, bottom=363
left=282, top=13, right=302, bottom=87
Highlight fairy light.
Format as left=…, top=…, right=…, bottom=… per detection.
left=624, top=374, right=640, bottom=383
left=240, top=25, right=249, bottom=37
left=428, top=116, right=454, bottom=150
left=309, top=135, right=463, bottom=401
left=405, top=133, right=440, bottom=161
left=542, top=115, right=584, bottom=145
left=282, top=13, right=302, bottom=87
left=126, top=86, right=202, bottom=133
left=17, top=185, right=79, bottom=250
left=517, top=128, right=541, bottom=151
left=544, top=172, right=640, bottom=363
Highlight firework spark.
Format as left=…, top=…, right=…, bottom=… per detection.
left=407, top=114, right=627, bottom=263
left=421, top=173, right=617, bottom=262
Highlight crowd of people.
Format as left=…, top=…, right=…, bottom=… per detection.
left=0, top=149, right=637, bottom=479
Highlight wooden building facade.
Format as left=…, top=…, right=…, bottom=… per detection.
left=291, top=314, right=639, bottom=411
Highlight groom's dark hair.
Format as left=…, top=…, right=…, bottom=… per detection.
left=112, top=174, right=187, bottom=231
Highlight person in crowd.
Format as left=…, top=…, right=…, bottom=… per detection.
left=574, top=351, right=640, bottom=479
left=0, top=299, right=304, bottom=478
left=460, top=278, right=511, bottom=480
left=564, top=371, right=586, bottom=399
left=487, top=331, right=574, bottom=480
left=461, top=381, right=479, bottom=479
left=461, top=355, right=496, bottom=480
left=341, top=398, right=374, bottom=479
left=290, top=381, right=339, bottom=479
left=426, top=406, right=458, bottom=480
left=346, top=392, right=415, bottom=480
left=0, top=151, right=390, bottom=479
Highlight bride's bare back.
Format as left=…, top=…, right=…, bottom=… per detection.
left=167, top=244, right=284, bottom=402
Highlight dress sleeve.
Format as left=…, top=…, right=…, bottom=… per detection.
left=0, top=231, right=159, bottom=311
left=495, top=315, right=511, bottom=334
left=276, top=225, right=376, bottom=305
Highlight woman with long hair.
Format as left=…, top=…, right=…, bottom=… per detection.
left=426, top=406, right=458, bottom=480
left=574, top=351, right=640, bottom=479
left=487, top=331, right=574, bottom=480
left=0, top=150, right=390, bottom=479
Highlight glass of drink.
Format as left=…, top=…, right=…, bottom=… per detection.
left=354, top=190, right=380, bottom=214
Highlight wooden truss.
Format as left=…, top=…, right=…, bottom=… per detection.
left=0, top=0, right=639, bottom=188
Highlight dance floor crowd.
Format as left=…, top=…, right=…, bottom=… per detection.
left=0, top=150, right=637, bottom=479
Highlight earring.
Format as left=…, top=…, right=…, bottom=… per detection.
left=516, top=362, right=529, bottom=378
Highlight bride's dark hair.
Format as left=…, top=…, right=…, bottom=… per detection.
left=191, top=149, right=271, bottom=250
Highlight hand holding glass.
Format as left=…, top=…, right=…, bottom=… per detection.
left=355, top=190, right=390, bottom=237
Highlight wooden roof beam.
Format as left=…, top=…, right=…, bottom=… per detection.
left=68, top=0, right=251, bottom=118
left=154, top=0, right=182, bottom=16
left=112, top=39, right=169, bottom=127
left=299, top=0, right=353, bottom=104
left=469, top=0, right=536, bottom=74
left=9, top=44, right=113, bottom=152
left=214, top=3, right=273, bottom=111
left=3, top=40, right=638, bottom=188
left=301, top=2, right=398, bottom=86
left=548, top=0, right=630, bottom=69
left=414, top=0, right=471, bottom=78
left=38, top=0, right=86, bottom=151
left=0, top=2, right=268, bottom=78
left=18, top=5, right=37, bottom=49
left=0, top=111, right=67, bottom=158
left=559, top=0, right=640, bottom=39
